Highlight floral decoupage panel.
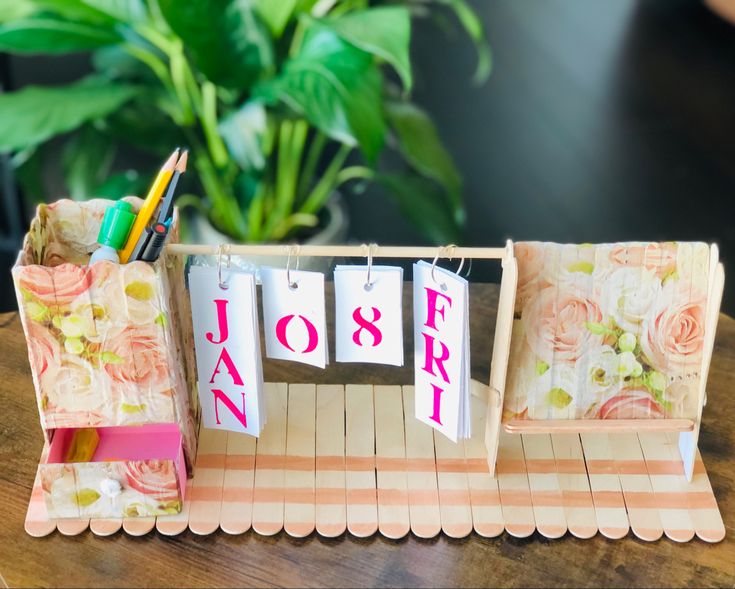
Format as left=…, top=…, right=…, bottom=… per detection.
left=504, top=241, right=710, bottom=421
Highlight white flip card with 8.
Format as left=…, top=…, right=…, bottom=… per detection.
left=261, top=267, right=328, bottom=368
left=189, top=264, right=265, bottom=436
left=334, top=265, right=404, bottom=365
left=413, top=260, right=471, bottom=442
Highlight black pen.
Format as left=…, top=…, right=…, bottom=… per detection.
left=140, top=221, right=170, bottom=262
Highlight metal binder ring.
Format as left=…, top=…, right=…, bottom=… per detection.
left=364, top=243, right=377, bottom=290
left=430, top=245, right=464, bottom=291
left=217, top=243, right=231, bottom=290
left=286, top=245, right=300, bottom=290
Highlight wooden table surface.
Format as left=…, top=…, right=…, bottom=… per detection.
left=0, top=284, right=733, bottom=588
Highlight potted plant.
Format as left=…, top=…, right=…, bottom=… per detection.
left=0, top=0, right=489, bottom=246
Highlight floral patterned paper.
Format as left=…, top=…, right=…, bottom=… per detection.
left=39, top=459, right=183, bottom=519
left=13, top=199, right=199, bottom=503
left=504, top=242, right=711, bottom=421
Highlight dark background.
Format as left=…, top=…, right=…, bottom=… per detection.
left=1, top=0, right=734, bottom=312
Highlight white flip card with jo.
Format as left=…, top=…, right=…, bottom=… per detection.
left=261, top=267, right=328, bottom=368
left=413, top=260, right=471, bottom=442
left=334, top=265, right=404, bottom=366
left=189, top=264, right=265, bottom=436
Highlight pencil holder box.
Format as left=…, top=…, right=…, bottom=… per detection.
left=12, top=198, right=200, bottom=518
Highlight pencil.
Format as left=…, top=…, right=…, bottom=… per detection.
left=156, top=149, right=188, bottom=225
left=119, top=148, right=179, bottom=263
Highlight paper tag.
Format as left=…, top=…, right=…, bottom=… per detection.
left=334, top=265, right=404, bottom=365
left=261, top=267, right=328, bottom=368
left=413, top=260, right=471, bottom=442
left=189, top=265, right=265, bottom=436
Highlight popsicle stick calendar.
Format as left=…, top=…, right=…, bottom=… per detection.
left=13, top=201, right=727, bottom=541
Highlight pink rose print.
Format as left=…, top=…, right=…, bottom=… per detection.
left=26, top=322, right=59, bottom=378
left=17, top=263, right=90, bottom=307
left=597, top=388, right=665, bottom=419
left=521, top=286, right=604, bottom=364
left=102, top=325, right=170, bottom=390
left=609, top=242, right=677, bottom=280
left=515, top=242, right=550, bottom=310
left=120, top=460, right=179, bottom=502
left=641, top=283, right=706, bottom=375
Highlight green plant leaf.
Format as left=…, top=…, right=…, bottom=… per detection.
left=95, top=169, right=147, bottom=198
left=255, top=26, right=385, bottom=160
left=0, top=77, right=138, bottom=152
left=437, top=0, right=491, bottom=84
left=317, top=6, right=412, bottom=91
left=218, top=101, right=267, bottom=172
left=386, top=100, right=463, bottom=223
left=158, top=0, right=274, bottom=89
left=80, top=0, right=147, bottom=22
left=0, top=0, right=36, bottom=23
left=0, top=16, right=121, bottom=54
left=377, top=172, right=461, bottom=244
left=254, top=0, right=298, bottom=37
left=61, top=126, right=116, bottom=200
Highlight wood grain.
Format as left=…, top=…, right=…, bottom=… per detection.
left=2, top=283, right=734, bottom=588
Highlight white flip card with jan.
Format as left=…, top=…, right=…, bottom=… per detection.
left=188, top=264, right=265, bottom=436
left=413, top=260, right=471, bottom=442
left=334, top=265, right=404, bottom=365
left=261, top=267, right=328, bottom=368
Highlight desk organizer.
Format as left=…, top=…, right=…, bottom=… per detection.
left=13, top=199, right=199, bottom=519
left=24, top=382, right=725, bottom=542
left=16, top=236, right=726, bottom=541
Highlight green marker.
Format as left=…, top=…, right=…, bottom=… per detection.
left=89, top=200, right=137, bottom=265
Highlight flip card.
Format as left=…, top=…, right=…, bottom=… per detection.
left=334, top=265, right=404, bottom=366
left=413, top=260, right=471, bottom=442
left=261, top=267, right=328, bottom=368
left=189, top=264, right=265, bottom=436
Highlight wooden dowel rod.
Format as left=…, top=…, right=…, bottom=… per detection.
left=165, top=243, right=506, bottom=260
left=502, top=418, right=695, bottom=434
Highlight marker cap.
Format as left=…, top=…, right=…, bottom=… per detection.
left=97, top=200, right=136, bottom=250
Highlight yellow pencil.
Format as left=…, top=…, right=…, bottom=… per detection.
left=119, top=149, right=180, bottom=263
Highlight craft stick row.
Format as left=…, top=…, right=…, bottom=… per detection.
left=25, top=382, right=725, bottom=542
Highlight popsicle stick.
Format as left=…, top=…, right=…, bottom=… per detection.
left=611, top=432, right=663, bottom=542
left=156, top=479, right=193, bottom=536
left=402, top=386, right=441, bottom=539
left=252, top=382, right=288, bottom=536
left=550, top=433, right=597, bottom=539
left=188, top=427, right=228, bottom=535
left=25, top=453, right=56, bottom=537
left=521, top=434, right=566, bottom=539
left=496, top=432, right=535, bottom=537
left=687, top=445, right=726, bottom=543
left=284, top=383, right=316, bottom=538
left=345, top=384, right=378, bottom=538
left=374, top=385, right=410, bottom=539
left=465, top=393, right=503, bottom=538
left=54, top=517, right=89, bottom=536
left=638, top=432, right=695, bottom=542
left=579, top=433, right=629, bottom=539
left=90, top=518, right=122, bottom=537
left=122, top=516, right=155, bottom=536
left=315, top=384, right=347, bottom=538
left=434, top=431, right=473, bottom=539
left=220, top=432, right=256, bottom=535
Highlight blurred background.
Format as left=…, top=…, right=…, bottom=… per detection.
left=1, top=0, right=734, bottom=312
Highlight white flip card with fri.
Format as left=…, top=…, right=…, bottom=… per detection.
left=334, top=265, right=404, bottom=365
left=413, top=260, right=471, bottom=442
left=188, top=264, right=265, bottom=436
left=261, top=267, right=328, bottom=368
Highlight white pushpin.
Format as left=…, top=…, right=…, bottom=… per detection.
left=100, top=478, right=122, bottom=498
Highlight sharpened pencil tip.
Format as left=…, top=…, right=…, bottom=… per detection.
left=162, top=148, right=180, bottom=171
left=175, top=149, right=189, bottom=173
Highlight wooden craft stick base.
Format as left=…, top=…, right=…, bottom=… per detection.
left=25, top=384, right=725, bottom=543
